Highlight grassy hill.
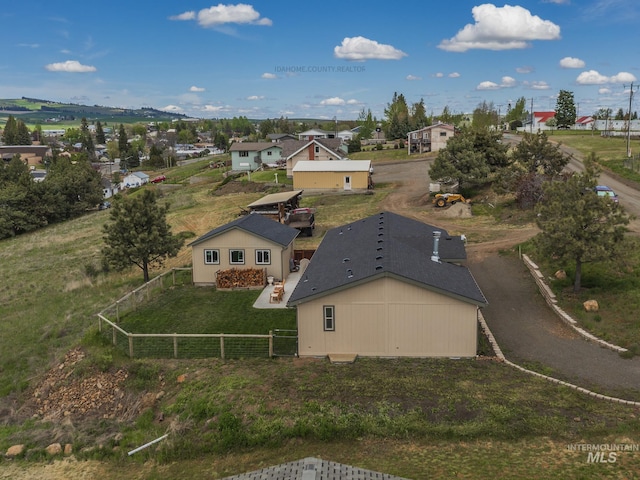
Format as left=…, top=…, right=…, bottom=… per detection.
left=0, top=97, right=189, bottom=126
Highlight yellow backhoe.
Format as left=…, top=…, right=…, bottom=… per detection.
left=433, top=193, right=467, bottom=208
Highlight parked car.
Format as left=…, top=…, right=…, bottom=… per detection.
left=595, top=185, right=619, bottom=203
left=151, top=175, right=166, bottom=184
left=99, top=201, right=111, bottom=210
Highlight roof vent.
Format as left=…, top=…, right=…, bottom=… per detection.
left=375, top=265, right=383, bottom=270
left=343, top=258, right=350, bottom=263
left=376, top=255, right=383, bottom=260
left=431, top=231, right=441, bottom=262
left=347, top=269, right=353, bottom=278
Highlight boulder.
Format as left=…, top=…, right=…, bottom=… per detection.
left=555, top=270, right=567, bottom=280
left=583, top=300, right=599, bottom=312
left=6, top=444, right=25, bottom=457
left=45, top=443, right=62, bottom=456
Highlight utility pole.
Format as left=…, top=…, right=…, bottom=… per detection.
left=530, top=98, right=534, bottom=134
left=625, top=82, right=637, bottom=158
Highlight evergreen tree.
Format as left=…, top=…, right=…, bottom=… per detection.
left=16, top=121, right=32, bottom=145
left=410, top=98, right=429, bottom=131
left=555, top=90, right=577, bottom=128
left=512, top=132, right=569, bottom=176
left=95, top=121, right=106, bottom=144
left=357, top=108, right=375, bottom=140
left=2, top=115, right=18, bottom=144
left=102, top=190, right=184, bottom=282
left=80, top=117, right=95, bottom=160
left=428, top=131, right=490, bottom=191
left=118, top=124, right=130, bottom=168
left=45, top=155, right=104, bottom=218
left=535, top=156, right=630, bottom=292
left=383, top=92, right=410, bottom=140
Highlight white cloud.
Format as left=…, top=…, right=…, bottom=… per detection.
left=346, top=99, right=359, bottom=105
left=559, top=56, right=585, bottom=68
left=448, top=72, right=461, bottom=78
left=610, top=72, right=637, bottom=83
left=334, top=36, right=407, bottom=61
left=476, top=76, right=517, bottom=90
left=599, top=87, right=612, bottom=95
left=516, top=66, right=533, bottom=74
left=438, top=4, right=561, bottom=52
left=320, top=97, right=345, bottom=106
left=247, top=95, right=264, bottom=100
left=433, top=72, right=444, bottom=78
left=190, top=86, right=205, bottom=92
left=171, top=4, right=272, bottom=28
left=161, top=105, right=183, bottom=112
left=406, top=74, right=421, bottom=81
left=476, top=81, right=500, bottom=90
left=261, top=72, right=277, bottom=79
left=575, top=70, right=636, bottom=85
left=201, top=105, right=228, bottom=112
left=529, top=81, right=551, bottom=90
left=45, top=60, right=96, bottom=72
left=18, top=43, right=39, bottom=48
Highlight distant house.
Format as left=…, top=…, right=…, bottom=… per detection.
left=121, top=171, right=149, bottom=189
left=284, top=138, right=346, bottom=178
left=267, top=133, right=297, bottom=143
left=29, top=169, right=47, bottom=183
left=297, top=128, right=335, bottom=141
left=288, top=211, right=487, bottom=359
left=189, top=213, right=299, bottom=286
left=575, top=116, right=595, bottom=130
left=407, top=123, right=455, bottom=155
left=0, top=145, right=52, bottom=167
left=229, top=142, right=283, bottom=171
left=101, top=177, right=119, bottom=198
left=292, top=160, right=372, bottom=191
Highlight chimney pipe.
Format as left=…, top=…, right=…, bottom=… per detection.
left=431, top=231, right=441, bottom=262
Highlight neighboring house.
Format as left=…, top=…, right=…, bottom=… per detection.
left=121, top=171, right=149, bottom=189
left=267, top=133, right=297, bottom=143
left=297, top=128, right=334, bottom=140
left=101, top=177, right=119, bottom=199
left=407, top=123, right=455, bottom=155
left=189, top=213, right=299, bottom=286
left=575, top=116, right=595, bottom=130
left=287, top=211, right=487, bottom=359
left=229, top=142, right=283, bottom=171
left=0, top=145, right=52, bottom=167
left=520, top=111, right=556, bottom=132
left=292, top=160, right=372, bottom=191
left=284, top=138, right=346, bottom=178
left=337, top=129, right=355, bottom=142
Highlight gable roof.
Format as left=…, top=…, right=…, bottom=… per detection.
left=534, top=111, right=556, bottom=123
left=246, top=190, right=303, bottom=209
left=220, top=456, right=408, bottom=480
left=576, top=116, right=594, bottom=125
left=189, top=213, right=299, bottom=248
left=285, top=138, right=345, bottom=160
left=288, top=211, right=486, bottom=306
left=130, top=171, right=149, bottom=180
left=229, top=142, right=282, bottom=153
left=407, top=122, right=456, bottom=135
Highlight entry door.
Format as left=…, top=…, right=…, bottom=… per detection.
left=344, top=175, right=352, bottom=190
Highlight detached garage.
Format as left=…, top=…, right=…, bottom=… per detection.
left=287, top=212, right=487, bottom=358
left=292, top=160, right=372, bottom=191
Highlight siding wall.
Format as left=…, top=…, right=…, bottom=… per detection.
left=297, top=277, right=478, bottom=358
left=293, top=170, right=369, bottom=190
left=191, top=229, right=293, bottom=285
left=287, top=148, right=341, bottom=176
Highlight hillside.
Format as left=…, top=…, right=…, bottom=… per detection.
left=0, top=97, right=189, bottom=125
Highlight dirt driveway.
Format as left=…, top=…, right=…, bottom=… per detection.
left=375, top=158, right=640, bottom=396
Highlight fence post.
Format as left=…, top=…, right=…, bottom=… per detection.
left=116, top=300, right=120, bottom=323
left=128, top=335, right=134, bottom=358
left=269, top=330, right=273, bottom=358
left=220, top=334, right=225, bottom=360
left=112, top=325, right=117, bottom=346
left=172, top=269, right=176, bottom=286
left=173, top=333, right=178, bottom=359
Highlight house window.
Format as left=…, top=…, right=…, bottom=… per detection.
left=256, top=249, right=271, bottom=265
left=239, top=151, right=249, bottom=157
left=439, top=131, right=447, bottom=137
left=230, top=249, right=245, bottom=264
left=204, top=249, right=219, bottom=265
left=323, top=306, right=335, bottom=331
left=267, top=151, right=272, bottom=156
left=315, top=146, right=320, bottom=153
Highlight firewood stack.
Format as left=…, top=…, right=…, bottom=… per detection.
left=216, top=268, right=266, bottom=289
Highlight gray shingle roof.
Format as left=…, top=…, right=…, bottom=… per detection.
left=288, top=211, right=487, bottom=306
left=188, top=213, right=299, bottom=247
left=220, top=456, right=409, bottom=480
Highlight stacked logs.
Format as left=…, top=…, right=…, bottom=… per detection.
left=216, top=268, right=266, bottom=289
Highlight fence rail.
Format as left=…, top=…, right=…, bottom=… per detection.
left=96, top=268, right=297, bottom=359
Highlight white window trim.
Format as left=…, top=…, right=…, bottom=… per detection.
left=230, top=249, right=245, bottom=265
left=255, top=249, right=271, bottom=265
left=204, top=249, right=220, bottom=265
left=323, top=305, right=335, bottom=331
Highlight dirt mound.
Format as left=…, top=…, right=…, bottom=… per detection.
left=436, top=202, right=473, bottom=218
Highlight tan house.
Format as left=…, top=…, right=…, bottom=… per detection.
left=292, top=160, right=372, bottom=191
left=283, top=138, right=345, bottom=177
left=407, top=122, right=455, bottom=155
left=287, top=212, right=487, bottom=358
left=189, top=214, right=299, bottom=286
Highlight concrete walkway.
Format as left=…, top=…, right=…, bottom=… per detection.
left=253, top=266, right=304, bottom=309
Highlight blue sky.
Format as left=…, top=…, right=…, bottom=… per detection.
left=1, top=1, right=638, bottom=120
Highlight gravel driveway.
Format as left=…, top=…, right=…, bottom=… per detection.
left=375, top=156, right=640, bottom=397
